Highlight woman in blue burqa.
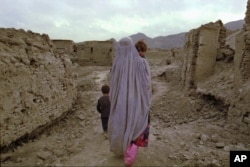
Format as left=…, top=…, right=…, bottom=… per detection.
left=108, top=37, right=152, bottom=163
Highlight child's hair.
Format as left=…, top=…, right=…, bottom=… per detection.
left=101, top=84, right=110, bottom=94
left=135, top=40, right=147, bottom=52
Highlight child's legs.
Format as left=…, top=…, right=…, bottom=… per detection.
left=101, top=117, right=109, bottom=132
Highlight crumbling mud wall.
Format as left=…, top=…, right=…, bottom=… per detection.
left=182, top=20, right=226, bottom=90
left=240, top=0, right=250, bottom=82
left=182, top=29, right=199, bottom=90
left=75, top=40, right=114, bottom=66
left=230, top=0, right=250, bottom=90
left=196, top=24, right=221, bottom=81
left=228, top=0, right=250, bottom=129
left=0, top=28, right=77, bottom=150
left=52, top=39, right=75, bottom=54
left=182, top=0, right=250, bottom=134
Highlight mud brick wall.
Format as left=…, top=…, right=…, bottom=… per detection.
left=234, top=33, right=245, bottom=89
left=234, top=0, right=250, bottom=94
left=182, top=21, right=225, bottom=90
left=52, top=40, right=74, bottom=54
left=195, top=24, right=219, bottom=81
left=0, top=28, right=77, bottom=148
left=241, top=0, right=250, bottom=82
left=182, top=29, right=199, bottom=90
left=228, top=0, right=250, bottom=131
left=75, top=40, right=114, bottom=66
left=217, top=20, right=227, bottom=47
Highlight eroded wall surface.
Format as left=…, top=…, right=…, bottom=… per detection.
left=182, top=29, right=199, bottom=90
left=182, top=21, right=226, bottom=90
left=241, top=0, right=250, bottom=82
left=228, top=0, right=250, bottom=128
left=0, top=28, right=77, bottom=148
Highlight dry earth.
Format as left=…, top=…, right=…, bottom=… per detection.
left=1, top=63, right=250, bottom=167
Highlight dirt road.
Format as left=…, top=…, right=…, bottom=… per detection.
left=1, top=65, right=249, bottom=167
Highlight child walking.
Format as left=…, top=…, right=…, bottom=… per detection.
left=96, top=84, right=110, bottom=138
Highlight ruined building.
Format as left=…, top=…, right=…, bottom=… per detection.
left=0, top=28, right=114, bottom=152
left=75, top=40, right=114, bottom=66
left=182, top=0, right=250, bottom=134
left=0, top=28, right=77, bottom=151
left=52, top=39, right=75, bottom=54
left=1, top=1, right=249, bottom=153
left=182, top=20, right=227, bottom=90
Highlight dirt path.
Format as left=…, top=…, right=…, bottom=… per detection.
left=1, top=65, right=249, bottom=167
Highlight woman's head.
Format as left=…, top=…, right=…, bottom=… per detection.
left=135, top=40, right=147, bottom=57
left=119, top=37, right=133, bottom=47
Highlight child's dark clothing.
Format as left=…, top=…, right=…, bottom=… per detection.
left=97, top=95, right=110, bottom=132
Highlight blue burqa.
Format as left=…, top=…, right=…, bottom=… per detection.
left=108, top=37, right=152, bottom=155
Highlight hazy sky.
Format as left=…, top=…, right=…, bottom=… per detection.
left=0, top=0, right=248, bottom=42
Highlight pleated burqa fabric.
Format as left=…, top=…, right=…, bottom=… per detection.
left=108, top=37, right=152, bottom=155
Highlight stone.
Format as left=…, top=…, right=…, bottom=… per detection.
left=211, top=134, right=219, bottom=143
left=215, top=142, right=225, bottom=148
left=37, top=151, right=51, bottom=160
left=200, top=134, right=209, bottom=142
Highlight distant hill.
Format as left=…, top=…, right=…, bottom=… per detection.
left=130, top=32, right=186, bottom=50
left=130, top=20, right=244, bottom=49
left=224, top=19, right=244, bottom=31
